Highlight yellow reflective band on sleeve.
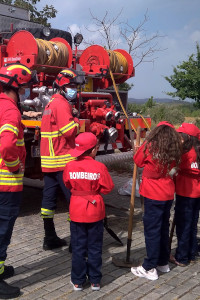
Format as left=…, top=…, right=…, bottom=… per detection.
left=41, top=154, right=76, bottom=168
left=41, top=121, right=77, bottom=138
left=7, top=65, right=31, bottom=74
left=16, top=138, right=24, bottom=146
left=0, top=124, right=19, bottom=136
left=59, top=121, right=77, bottom=134
left=4, top=157, right=19, bottom=168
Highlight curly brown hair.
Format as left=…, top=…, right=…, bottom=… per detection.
left=144, top=125, right=182, bottom=172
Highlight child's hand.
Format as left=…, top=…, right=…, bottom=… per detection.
left=134, top=145, right=140, bottom=153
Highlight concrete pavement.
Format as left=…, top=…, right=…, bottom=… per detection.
left=5, top=171, right=200, bottom=300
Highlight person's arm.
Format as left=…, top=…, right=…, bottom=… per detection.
left=133, top=142, right=147, bottom=168
left=55, top=104, right=79, bottom=140
left=0, top=108, right=21, bottom=172
left=99, top=165, right=114, bottom=194
left=63, top=164, right=72, bottom=190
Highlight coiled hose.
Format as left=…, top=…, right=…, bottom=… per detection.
left=36, top=39, right=69, bottom=67
left=107, top=50, right=128, bottom=76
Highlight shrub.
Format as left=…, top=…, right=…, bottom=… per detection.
left=145, top=104, right=184, bottom=125
left=195, top=119, right=200, bottom=128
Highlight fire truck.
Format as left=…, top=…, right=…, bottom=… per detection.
left=0, top=3, right=151, bottom=179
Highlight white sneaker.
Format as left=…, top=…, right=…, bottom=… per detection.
left=156, top=264, right=170, bottom=273
left=70, top=280, right=83, bottom=291
left=131, top=266, right=158, bottom=281
left=91, top=283, right=100, bottom=291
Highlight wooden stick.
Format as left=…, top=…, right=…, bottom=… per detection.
left=126, top=127, right=141, bottom=262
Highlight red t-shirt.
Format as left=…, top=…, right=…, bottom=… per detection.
left=63, top=156, right=114, bottom=222
left=175, top=148, right=200, bottom=198
left=134, top=142, right=175, bottom=201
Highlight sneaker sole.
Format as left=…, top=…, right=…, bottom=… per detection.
left=131, top=267, right=158, bottom=280
left=91, top=287, right=100, bottom=291
left=70, top=281, right=83, bottom=291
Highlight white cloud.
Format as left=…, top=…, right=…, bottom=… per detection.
left=37, top=0, right=200, bottom=98
left=190, top=31, right=200, bottom=43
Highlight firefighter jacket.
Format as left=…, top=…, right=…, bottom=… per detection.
left=175, top=148, right=200, bottom=198
left=134, top=142, right=175, bottom=201
left=40, top=94, right=79, bottom=172
left=63, top=156, right=114, bottom=223
left=0, top=93, right=26, bottom=192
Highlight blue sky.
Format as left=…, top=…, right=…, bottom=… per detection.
left=37, top=0, right=200, bottom=99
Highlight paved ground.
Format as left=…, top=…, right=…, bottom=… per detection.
left=5, top=171, right=200, bottom=300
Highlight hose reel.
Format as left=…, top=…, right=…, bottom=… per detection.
left=79, top=45, right=134, bottom=86
left=6, top=30, right=72, bottom=72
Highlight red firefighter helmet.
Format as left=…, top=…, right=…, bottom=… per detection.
left=0, top=63, right=38, bottom=89
left=54, top=68, right=85, bottom=89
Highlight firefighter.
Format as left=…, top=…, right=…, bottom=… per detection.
left=40, top=69, right=84, bottom=251
left=0, top=63, right=38, bottom=299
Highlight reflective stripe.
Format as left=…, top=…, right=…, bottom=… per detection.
left=0, top=178, right=23, bottom=185
left=41, top=121, right=78, bottom=138
left=49, top=138, right=55, bottom=156
left=0, top=169, right=23, bottom=186
left=67, top=213, right=71, bottom=222
left=59, top=121, right=78, bottom=135
left=0, top=124, right=19, bottom=135
left=4, top=157, right=19, bottom=168
left=41, top=208, right=55, bottom=218
left=16, top=138, right=25, bottom=146
left=0, top=261, right=4, bottom=275
left=0, top=169, right=23, bottom=177
left=7, top=65, right=31, bottom=74
left=41, top=155, right=75, bottom=168
left=41, top=131, right=62, bottom=138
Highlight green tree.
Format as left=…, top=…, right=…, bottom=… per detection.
left=118, top=82, right=133, bottom=91
left=165, top=43, right=200, bottom=105
left=145, top=96, right=156, bottom=108
left=0, top=0, right=57, bottom=27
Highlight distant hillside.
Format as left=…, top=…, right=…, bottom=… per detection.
left=128, top=98, right=192, bottom=104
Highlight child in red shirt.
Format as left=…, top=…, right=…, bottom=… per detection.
left=63, top=132, right=114, bottom=291
left=131, top=121, right=182, bottom=280
left=170, top=123, right=200, bottom=266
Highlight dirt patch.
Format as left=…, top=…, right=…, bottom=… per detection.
left=184, top=116, right=199, bottom=123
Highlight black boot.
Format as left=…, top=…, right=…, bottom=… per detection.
left=0, top=266, right=14, bottom=280
left=0, top=280, right=20, bottom=299
left=43, top=218, right=67, bottom=250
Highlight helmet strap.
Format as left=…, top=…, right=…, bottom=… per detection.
left=16, top=92, right=22, bottom=113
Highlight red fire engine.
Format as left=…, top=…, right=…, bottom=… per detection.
left=0, top=3, right=151, bottom=179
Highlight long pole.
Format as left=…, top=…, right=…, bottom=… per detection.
left=126, top=127, right=141, bottom=262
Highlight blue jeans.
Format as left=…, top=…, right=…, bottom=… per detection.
left=175, top=194, right=200, bottom=263
left=41, top=172, right=71, bottom=214
left=142, top=197, right=173, bottom=271
left=70, top=220, right=104, bottom=285
left=0, top=192, right=22, bottom=260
